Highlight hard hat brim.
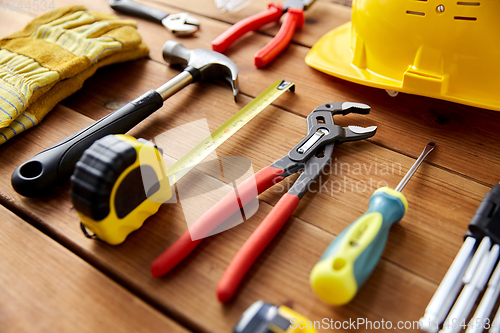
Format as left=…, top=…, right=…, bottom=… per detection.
left=306, top=23, right=401, bottom=90
left=305, top=22, right=499, bottom=111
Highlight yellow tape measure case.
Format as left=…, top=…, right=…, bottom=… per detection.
left=71, top=135, right=171, bottom=245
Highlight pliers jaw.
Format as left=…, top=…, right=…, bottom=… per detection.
left=270, top=102, right=377, bottom=198
left=282, top=0, right=316, bottom=11
left=212, top=0, right=317, bottom=67
left=307, top=101, right=370, bottom=127
left=293, top=102, right=376, bottom=163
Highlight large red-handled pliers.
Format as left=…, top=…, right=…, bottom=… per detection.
left=151, top=102, right=377, bottom=302
left=212, top=0, right=316, bottom=67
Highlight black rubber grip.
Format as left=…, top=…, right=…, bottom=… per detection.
left=109, top=0, right=169, bottom=24
left=11, top=90, right=164, bottom=197
left=468, top=184, right=500, bottom=244
left=71, top=135, right=137, bottom=221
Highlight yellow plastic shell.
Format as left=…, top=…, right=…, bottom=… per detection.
left=310, top=187, right=408, bottom=305
left=78, top=135, right=171, bottom=245
left=309, top=212, right=382, bottom=305
left=305, top=0, right=500, bottom=111
left=375, top=187, right=408, bottom=213
left=277, top=306, right=317, bottom=333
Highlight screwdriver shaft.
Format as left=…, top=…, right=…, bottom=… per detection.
left=395, top=142, right=435, bottom=192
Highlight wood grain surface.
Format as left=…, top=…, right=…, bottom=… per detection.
left=0, top=0, right=499, bottom=332
left=0, top=205, right=188, bottom=333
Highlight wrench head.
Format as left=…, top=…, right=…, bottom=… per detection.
left=162, top=13, right=200, bottom=37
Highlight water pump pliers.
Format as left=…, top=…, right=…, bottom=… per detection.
left=151, top=102, right=377, bottom=302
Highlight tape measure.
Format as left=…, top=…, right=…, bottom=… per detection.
left=234, top=301, right=317, bottom=333
left=167, top=79, right=294, bottom=185
left=71, top=80, right=294, bottom=245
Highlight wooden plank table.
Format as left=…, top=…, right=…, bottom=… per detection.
left=1, top=0, right=499, bottom=332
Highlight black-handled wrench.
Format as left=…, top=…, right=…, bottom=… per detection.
left=109, top=0, right=200, bottom=36
left=11, top=41, right=238, bottom=197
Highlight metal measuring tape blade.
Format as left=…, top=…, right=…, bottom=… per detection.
left=71, top=80, right=295, bottom=245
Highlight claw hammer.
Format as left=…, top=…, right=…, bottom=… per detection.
left=12, top=41, right=239, bottom=197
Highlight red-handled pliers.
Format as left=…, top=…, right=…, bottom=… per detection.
left=212, top=0, right=316, bottom=67
left=151, top=102, right=377, bottom=302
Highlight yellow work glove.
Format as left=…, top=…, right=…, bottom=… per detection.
left=0, top=6, right=149, bottom=144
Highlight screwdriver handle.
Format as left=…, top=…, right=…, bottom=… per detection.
left=310, top=187, right=408, bottom=305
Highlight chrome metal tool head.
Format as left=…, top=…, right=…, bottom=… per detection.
left=395, top=142, right=435, bottom=192
left=162, top=40, right=239, bottom=100
left=162, top=13, right=200, bottom=36
left=109, top=0, right=200, bottom=37
left=270, top=101, right=377, bottom=199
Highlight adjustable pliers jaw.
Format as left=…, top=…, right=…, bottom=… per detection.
left=282, top=0, right=316, bottom=11
left=290, top=101, right=376, bottom=164
left=270, top=102, right=377, bottom=198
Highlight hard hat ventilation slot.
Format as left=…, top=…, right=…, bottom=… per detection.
left=406, top=10, right=426, bottom=16
left=457, top=1, right=480, bottom=6
left=454, top=16, right=477, bottom=21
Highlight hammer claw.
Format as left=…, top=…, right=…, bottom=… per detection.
left=161, top=41, right=239, bottom=100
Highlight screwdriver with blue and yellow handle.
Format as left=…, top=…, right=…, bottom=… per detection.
left=310, top=142, right=435, bottom=305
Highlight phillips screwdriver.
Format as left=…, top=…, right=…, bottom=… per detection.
left=310, top=142, right=435, bottom=305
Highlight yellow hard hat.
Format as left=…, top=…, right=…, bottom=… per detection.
left=305, top=0, right=500, bottom=111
